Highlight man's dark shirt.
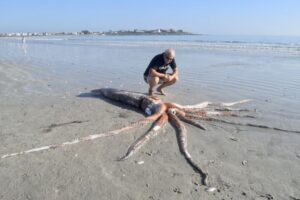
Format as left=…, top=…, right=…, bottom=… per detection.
left=143, top=53, right=177, bottom=77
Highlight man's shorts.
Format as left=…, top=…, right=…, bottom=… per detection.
left=143, top=75, right=164, bottom=84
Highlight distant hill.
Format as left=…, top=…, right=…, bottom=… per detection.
left=0, top=29, right=196, bottom=37
left=102, top=29, right=195, bottom=35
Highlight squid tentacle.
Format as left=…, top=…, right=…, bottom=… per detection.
left=202, top=117, right=300, bottom=134
left=1, top=102, right=167, bottom=159
left=119, top=113, right=169, bottom=161
left=178, top=115, right=207, bottom=130
left=172, top=99, right=252, bottom=110
left=1, top=112, right=163, bottom=159
left=167, top=107, right=207, bottom=131
left=168, top=113, right=209, bottom=186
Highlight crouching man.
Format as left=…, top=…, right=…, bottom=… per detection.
left=143, top=49, right=179, bottom=96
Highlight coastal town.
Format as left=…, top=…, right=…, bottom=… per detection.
left=0, top=29, right=193, bottom=37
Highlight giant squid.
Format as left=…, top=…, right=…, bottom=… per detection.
left=2, top=88, right=299, bottom=190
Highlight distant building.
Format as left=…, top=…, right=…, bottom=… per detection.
left=81, top=30, right=91, bottom=35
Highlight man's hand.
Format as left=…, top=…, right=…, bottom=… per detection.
left=163, top=74, right=172, bottom=82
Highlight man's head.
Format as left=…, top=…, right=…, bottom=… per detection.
left=163, top=49, right=175, bottom=64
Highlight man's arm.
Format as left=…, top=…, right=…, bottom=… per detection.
left=170, top=68, right=178, bottom=79
left=149, top=68, right=168, bottom=79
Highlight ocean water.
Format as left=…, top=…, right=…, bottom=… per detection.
left=0, top=35, right=300, bottom=130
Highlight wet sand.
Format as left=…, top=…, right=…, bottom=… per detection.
left=0, top=59, right=300, bottom=200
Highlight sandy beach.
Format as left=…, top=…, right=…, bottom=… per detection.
left=0, top=36, right=300, bottom=200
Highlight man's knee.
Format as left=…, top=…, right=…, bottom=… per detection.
left=172, top=75, right=179, bottom=82
left=149, top=76, right=160, bottom=86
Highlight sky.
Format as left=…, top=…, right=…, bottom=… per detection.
left=1, top=0, right=300, bottom=36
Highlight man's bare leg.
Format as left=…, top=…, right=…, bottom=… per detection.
left=148, top=76, right=160, bottom=96
left=156, top=87, right=166, bottom=96
left=157, top=77, right=177, bottom=96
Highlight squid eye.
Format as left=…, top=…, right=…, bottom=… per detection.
left=168, top=108, right=176, bottom=115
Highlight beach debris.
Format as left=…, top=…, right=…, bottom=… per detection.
left=208, top=160, right=215, bottom=166
left=192, top=181, right=199, bottom=186
left=229, top=136, right=238, bottom=141
left=42, top=120, right=88, bottom=133
left=244, top=115, right=255, bottom=118
left=136, top=160, right=144, bottom=165
left=260, top=193, right=274, bottom=200
left=145, top=152, right=152, bottom=156
left=148, top=196, right=155, bottom=200
left=205, top=187, right=217, bottom=193
left=296, top=153, right=300, bottom=158
left=173, top=187, right=182, bottom=194
left=242, top=160, right=248, bottom=166
left=289, top=195, right=300, bottom=200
